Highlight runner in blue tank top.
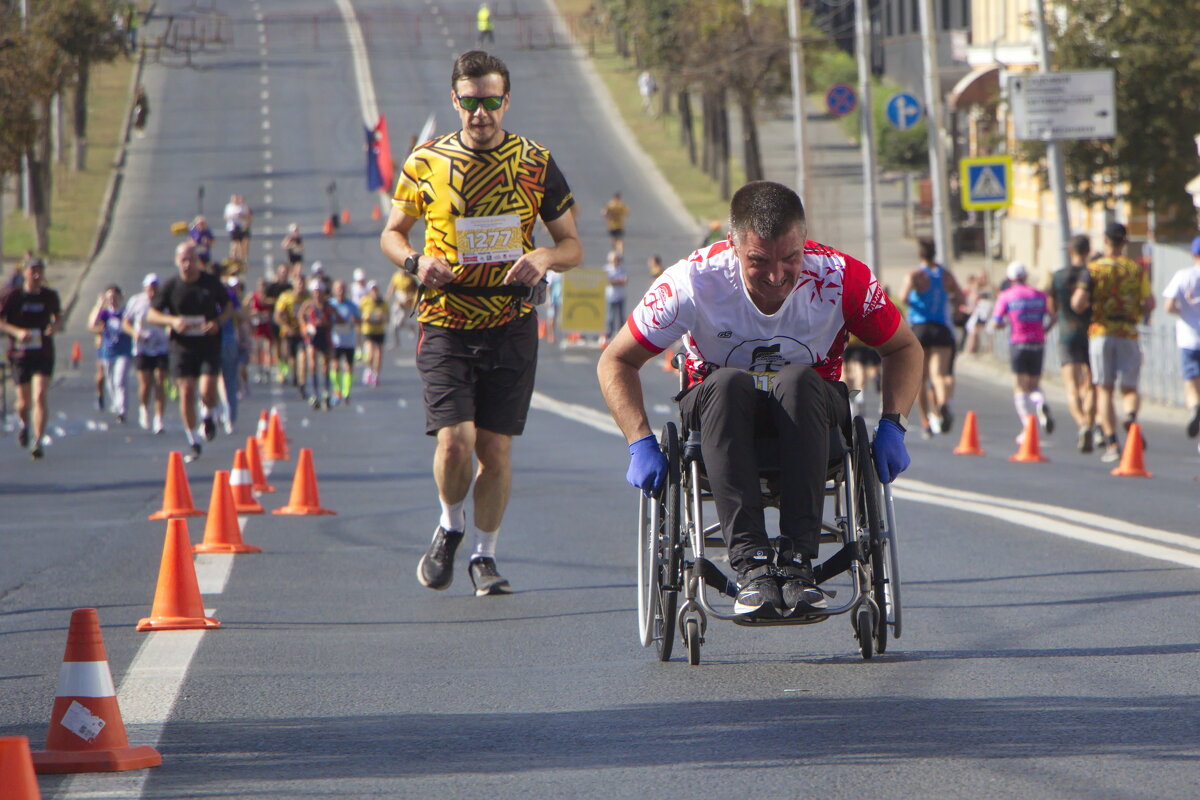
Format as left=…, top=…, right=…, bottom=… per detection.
left=900, top=239, right=964, bottom=437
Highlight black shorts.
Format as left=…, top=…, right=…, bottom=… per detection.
left=608, top=228, right=624, bottom=240
left=10, top=350, right=55, bottom=383
left=286, top=334, right=304, bottom=357
left=306, top=329, right=331, bottom=353
left=1010, top=344, right=1045, bottom=376
left=286, top=250, right=303, bottom=265
left=912, top=322, right=956, bottom=351
left=843, top=345, right=881, bottom=367
left=416, top=313, right=538, bottom=437
left=1058, top=335, right=1089, bottom=366
left=136, top=353, right=168, bottom=372
left=169, top=337, right=222, bottom=378
left=335, top=346, right=355, bottom=365
left=229, top=227, right=247, bottom=242
left=365, top=332, right=385, bottom=346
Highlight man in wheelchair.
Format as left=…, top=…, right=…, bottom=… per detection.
left=598, top=181, right=923, bottom=619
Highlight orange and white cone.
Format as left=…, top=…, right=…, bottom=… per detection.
left=229, top=451, right=264, bottom=514
left=148, top=451, right=205, bottom=520
left=272, top=448, right=335, bottom=516
left=245, top=436, right=276, bottom=493
left=0, top=735, right=43, bottom=797
left=137, top=519, right=221, bottom=631
left=194, top=471, right=262, bottom=554
left=1009, top=415, right=1049, bottom=463
left=32, top=609, right=162, bottom=774
left=254, top=409, right=269, bottom=441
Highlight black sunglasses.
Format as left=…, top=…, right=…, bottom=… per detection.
left=456, top=94, right=504, bottom=112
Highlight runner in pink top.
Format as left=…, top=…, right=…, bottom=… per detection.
left=991, top=261, right=1057, bottom=438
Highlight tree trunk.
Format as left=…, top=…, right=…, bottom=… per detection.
left=677, top=90, right=695, bottom=166
left=701, top=91, right=714, bottom=178
left=716, top=90, right=730, bottom=199
left=28, top=99, right=52, bottom=252
left=73, top=58, right=89, bottom=171
left=0, top=171, right=6, bottom=267
left=738, top=93, right=763, bottom=183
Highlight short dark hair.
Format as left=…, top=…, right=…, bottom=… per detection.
left=728, top=181, right=806, bottom=243
left=917, top=238, right=936, bottom=262
left=1070, top=234, right=1090, bottom=258
left=451, top=51, right=510, bottom=95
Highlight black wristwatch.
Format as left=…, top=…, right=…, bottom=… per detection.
left=403, top=254, right=421, bottom=275
left=881, top=412, right=908, bottom=432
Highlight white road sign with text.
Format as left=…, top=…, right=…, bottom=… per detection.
left=1009, top=70, right=1116, bottom=141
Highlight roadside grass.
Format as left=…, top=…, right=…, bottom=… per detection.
left=552, top=1, right=743, bottom=226
left=2, top=55, right=134, bottom=263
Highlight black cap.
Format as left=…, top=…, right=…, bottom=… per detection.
left=1104, top=221, right=1128, bottom=242
left=23, top=256, right=44, bottom=269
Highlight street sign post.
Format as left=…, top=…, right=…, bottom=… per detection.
left=1009, top=69, right=1116, bottom=141
left=825, top=83, right=857, bottom=118
left=960, top=156, right=1012, bottom=211
left=885, top=92, right=923, bottom=131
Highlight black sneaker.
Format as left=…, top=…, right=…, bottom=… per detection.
left=184, top=442, right=202, bottom=463
left=939, top=403, right=955, bottom=434
left=309, top=394, right=321, bottom=410
left=779, top=557, right=828, bottom=612
left=1037, top=403, right=1054, bottom=435
left=1077, top=426, right=1093, bottom=453
left=202, top=417, right=217, bottom=441
left=417, top=526, right=464, bottom=590
left=734, top=556, right=784, bottom=617
left=30, top=444, right=44, bottom=460
left=96, top=393, right=104, bottom=411
left=17, top=424, right=28, bottom=449
left=1189, top=407, right=1200, bottom=439
left=468, top=557, right=513, bottom=596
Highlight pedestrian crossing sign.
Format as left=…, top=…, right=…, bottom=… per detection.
left=960, top=156, right=1012, bottom=210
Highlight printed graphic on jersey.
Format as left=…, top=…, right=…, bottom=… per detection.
left=393, top=132, right=574, bottom=330
left=728, top=336, right=817, bottom=390
left=640, top=278, right=678, bottom=329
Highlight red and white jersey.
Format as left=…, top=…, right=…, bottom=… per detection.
left=628, top=238, right=900, bottom=388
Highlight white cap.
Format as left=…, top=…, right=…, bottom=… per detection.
left=366, top=279, right=378, bottom=290
left=308, top=277, right=323, bottom=292
left=288, top=223, right=299, bottom=232
left=1006, top=260, right=1028, bottom=281
left=142, top=272, right=159, bottom=287
left=311, top=261, right=324, bottom=273
left=353, top=268, right=366, bottom=281
left=226, top=276, right=241, bottom=287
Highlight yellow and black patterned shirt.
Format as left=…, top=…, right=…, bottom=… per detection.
left=392, top=131, right=575, bottom=329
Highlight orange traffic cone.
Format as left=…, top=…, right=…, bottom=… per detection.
left=269, top=407, right=289, bottom=442
left=148, top=451, right=205, bottom=520
left=255, top=409, right=269, bottom=441
left=538, top=318, right=547, bottom=339
left=261, top=412, right=289, bottom=461
left=71, top=341, right=82, bottom=369
left=137, top=519, right=221, bottom=631
left=371, top=204, right=381, bottom=220
left=0, top=735, right=43, bottom=796
left=323, top=216, right=334, bottom=236
left=272, top=448, right=335, bottom=516
left=245, top=436, right=276, bottom=493
left=341, top=208, right=350, bottom=225
left=952, top=410, right=985, bottom=456
left=228, top=451, right=264, bottom=514
left=32, top=609, right=162, bottom=773
left=1009, top=415, right=1048, bottom=463
left=194, top=471, right=262, bottom=554
left=661, top=350, right=675, bottom=373
left=1111, top=423, right=1152, bottom=478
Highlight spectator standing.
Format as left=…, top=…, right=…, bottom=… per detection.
left=1162, top=236, right=1200, bottom=438
left=124, top=272, right=170, bottom=433
left=637, top=70, right=658, bottom=116
left=476, top=2, right=494, bottom=44
left=603, top=250, right=627, bottom=344
left=89, top=285, right=134, bottom=424
left=991, top=261, right=1056, bottom=439
left=1071, top=222, right=1155, bottom=462
left=602, top=192, right=628, bottom=256
left=0, top=259, right=61, bottom=459
left=1045, top=234, right=1096, bottom=451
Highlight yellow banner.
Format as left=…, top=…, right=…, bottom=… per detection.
left=561, top=269, right=606, bottom=334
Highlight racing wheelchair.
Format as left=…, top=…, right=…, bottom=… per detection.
left=636, top=358, right=903, bottom=665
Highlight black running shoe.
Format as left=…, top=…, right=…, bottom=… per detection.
left=309, top=394, right=321, bottom=410
left=1037, top=403, right=1054, bottom=435
left=779, top=557, right=828, bottom=612
left=417, top=526, right=464, bottom=590
left=96, top=393, right=104, bottom=411
left=468, top=557, right=513, bottom=596
left=939, top=403, right=955, bottom=434
left=184, top=442, right=202, bottom=463
left=1189, top=407, right=1200, bottom=439
left=17, top=424, right=28, bottom=449
left=202, top=417, right=217, bottom=441
left=734, top=553, right=784, bottom=617
left=30, top=444, right=44, bottom=460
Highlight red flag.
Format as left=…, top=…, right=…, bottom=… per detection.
left=374, top=115, right=394, bottom=194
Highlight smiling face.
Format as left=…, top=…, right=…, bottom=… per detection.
left=733, top=223, right=807, bottom=315
left=453, top=74, right=508, bottom=150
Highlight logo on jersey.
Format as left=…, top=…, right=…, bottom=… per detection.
left=717, top=330, right=732, bottom=339
left=861, top=277, right=887, bottom=317
left=640, top=277, right=678, bottom=329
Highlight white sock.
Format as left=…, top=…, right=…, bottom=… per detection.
left=1029, top=390, right=1045, bottom=410
left=439, top=499, right=466, bottom=533
left=472, top=528, right=498, bottom=562
left=201, top=405, right=214, bottom=421
left=1014, top=392, right=1030, bottom=423
left=185, top=427, right=197, bottom=446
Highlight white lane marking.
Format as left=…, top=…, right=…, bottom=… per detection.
left=260, top=75, right=269, bottom=85
left=261, top=104, right=269, bottom=115
left=261, top=90, right=269, bottom=100
left=264, top=150, right=272, bottom=160
left=262, top=120, right=270, bottom=130
left=264, top=194, right=273, bottom=204
left=333, top=0, right=380, bottom=127
left=195, top=553, right=235, bottom=594
left=530, top=393, right=1200, bottom=567
left=264, top=210, right=274, bottom=219
left=264, top=179, right=273, bottom=189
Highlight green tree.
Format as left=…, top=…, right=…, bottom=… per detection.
left=1049, top=0, right=1200, bottom=234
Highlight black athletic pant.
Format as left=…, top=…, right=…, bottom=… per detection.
left=679, top=364, right=847, bottom=572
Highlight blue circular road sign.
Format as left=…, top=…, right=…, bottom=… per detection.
left=826, top=83, right=858, bottom=118
left=885, top=92, right=924, bottom=131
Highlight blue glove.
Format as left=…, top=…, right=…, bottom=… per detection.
left=872, top=418, right=910, bottom=484
left=627, top=434, right=669, bottom=496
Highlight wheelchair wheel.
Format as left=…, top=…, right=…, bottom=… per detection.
left=853, top=417, right=888, bottom=656
left=654, top=422, right=682, bottom=662
left=855, top=605, right=875, bottom=660
left=685, top=618, right=701, bottom=666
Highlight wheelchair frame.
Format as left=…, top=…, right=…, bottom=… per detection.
left=636, top=370, right=903, bottom=665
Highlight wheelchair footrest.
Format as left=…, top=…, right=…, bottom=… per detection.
left=695, top=557, right=738, bottom=598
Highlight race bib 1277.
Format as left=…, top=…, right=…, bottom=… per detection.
left=455, top=214, right=522, bottom=265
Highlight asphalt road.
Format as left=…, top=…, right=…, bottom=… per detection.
left=4, top=1, right=1200, bottom=798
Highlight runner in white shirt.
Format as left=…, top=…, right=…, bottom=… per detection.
left=598, top=181, right=923, bottom=620
left=1162, top=236, right=1200, bottom=437
left=122, top=273, right=171, bottom=433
